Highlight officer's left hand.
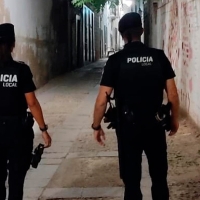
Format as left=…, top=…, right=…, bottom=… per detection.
left=42, top=131, right=52, bottom=148
left=169, top=118, right=179, bottom=136
left=94, top=128, right=106, bottom=146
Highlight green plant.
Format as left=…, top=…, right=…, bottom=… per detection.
left=72, top=0, right=120, bottom=12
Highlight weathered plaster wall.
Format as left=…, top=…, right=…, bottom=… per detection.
left=149, top=0, right=200, bottom=125
left=0, top=0, right=69, bottom=88
left=94, top=13, right=100, bottom=61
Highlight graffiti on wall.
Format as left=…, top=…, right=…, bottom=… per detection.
left=180, top=0, right=199, bottom=112
left=167, top=0, right=179, bottom=69
left=181, top=2, right=193, bottom=68
left=180, top=90, right=190, bottom=113
left=166, top=1, right=195, bottom=69
left=161, top=0, right=200, bottom=117
left=160, top=0, right=200, bottom=123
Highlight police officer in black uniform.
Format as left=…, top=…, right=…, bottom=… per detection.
left=92, top=13, right=179, bottom=200
left=0, top=23, right=52, bottom=200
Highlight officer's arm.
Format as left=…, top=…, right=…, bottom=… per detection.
left=93, top=86, right=113, bottom=127
left=25, top=92, right=46, bottom=128
left=93, top=57, right=115, bottom=127
left=165, top=78, right=179, bottom=120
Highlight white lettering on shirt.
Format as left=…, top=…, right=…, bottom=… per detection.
left=127, top=56, right=154, bottom=64
left=0, top=74, right=18, bottom=87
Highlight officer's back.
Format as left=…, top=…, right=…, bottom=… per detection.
left=109, top=41, right=170, bottom=121
left=0, top=59, right=32, bottom=117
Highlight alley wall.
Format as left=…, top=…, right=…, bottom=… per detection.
left=0, top=0, right=70, bottom=88
left=149, top=0, right=200, bottom=126
left=94, top=13, right=100, bottom=61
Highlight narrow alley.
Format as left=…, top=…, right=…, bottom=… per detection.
left=21, top=60, right=200, bottom=200
left=1, top=0, right=200, bottom=200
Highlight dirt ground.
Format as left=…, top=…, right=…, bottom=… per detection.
left=48, top=116, right=200, bottom=200
left=168, top=116, right=200, bottom=200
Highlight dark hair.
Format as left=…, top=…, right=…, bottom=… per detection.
left=0, top=42, right=15, bottom=59
left=121, top=28, right=143, bottom=43
left=0, top=40, right=15, bottom=50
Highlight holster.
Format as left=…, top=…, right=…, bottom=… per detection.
left=31, top=143, right=45, bottom=168
left=155, top=102, right=171, bottom=131
left=103, top=93, right=117, bottom=129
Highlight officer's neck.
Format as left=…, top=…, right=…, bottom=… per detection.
left=0, top=54, right=12, bottom=63
left=124, top=38, right=141, bottom=44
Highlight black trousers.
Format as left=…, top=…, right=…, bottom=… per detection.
left=116, top=120, right=169, bottom=200
left=0, top=117, right=33, bottom=200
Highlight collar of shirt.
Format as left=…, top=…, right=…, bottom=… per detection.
left=124, top=41, right=145, bottom=49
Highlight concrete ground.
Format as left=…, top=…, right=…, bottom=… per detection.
left=20, top=59, right=151, bottom=200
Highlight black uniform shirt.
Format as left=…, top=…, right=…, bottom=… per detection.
left=0, top=57, right=36, bottom=116
left=100, top=42, right=175, bottom=117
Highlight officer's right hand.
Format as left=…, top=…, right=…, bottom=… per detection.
left=42, top=131, right=52, bottom=148
left=169, top=118, right=179, bottom=136
left=94, top=129, right=106, bottom=146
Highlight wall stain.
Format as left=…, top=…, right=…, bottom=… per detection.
left=13, top=40, right=52, bottom=88
left=0, top=0, right=73, bottom=88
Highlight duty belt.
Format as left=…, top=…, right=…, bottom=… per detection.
left=0, top=112, right=34, bottom=127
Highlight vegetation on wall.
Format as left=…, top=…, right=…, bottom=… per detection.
left=72, top=0, right=120, bottom=12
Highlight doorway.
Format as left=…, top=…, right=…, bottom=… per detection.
left=76, top=15, right=81, bottom=67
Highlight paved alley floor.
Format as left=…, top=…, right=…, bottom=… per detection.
left=21, top=59, right=200, bottom=200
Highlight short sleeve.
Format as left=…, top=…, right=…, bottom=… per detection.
left=20, top=65, right=36, bottom=93
left=160, top=50, right=176, bottom=80
left=100, top=57, right=116, bottom=87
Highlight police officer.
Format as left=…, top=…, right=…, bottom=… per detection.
left=92, top=12, right=179, bottom=200
left=0, top=23, right=52, bottom=200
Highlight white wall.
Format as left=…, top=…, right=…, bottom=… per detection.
left=0, top=0, right=58, bottom=87
left=133, top=0, right=144, bottom=42
left=119, top=0, right=145, bottom=45
left=100, top=0, right=145, bottom=55
left=150, top=0, right=200, bottom=125
left=4, top=0, right=53, bottom=40
left=100, top=2, right=122, bottom=55
left=100, top=3, right=110, bottom=55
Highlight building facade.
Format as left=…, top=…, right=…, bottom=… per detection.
left=82, top=5, right=95, bottom=64
left=99, top=1, right=124, bottom=58
left=98, top=0, right=145, bottom=58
